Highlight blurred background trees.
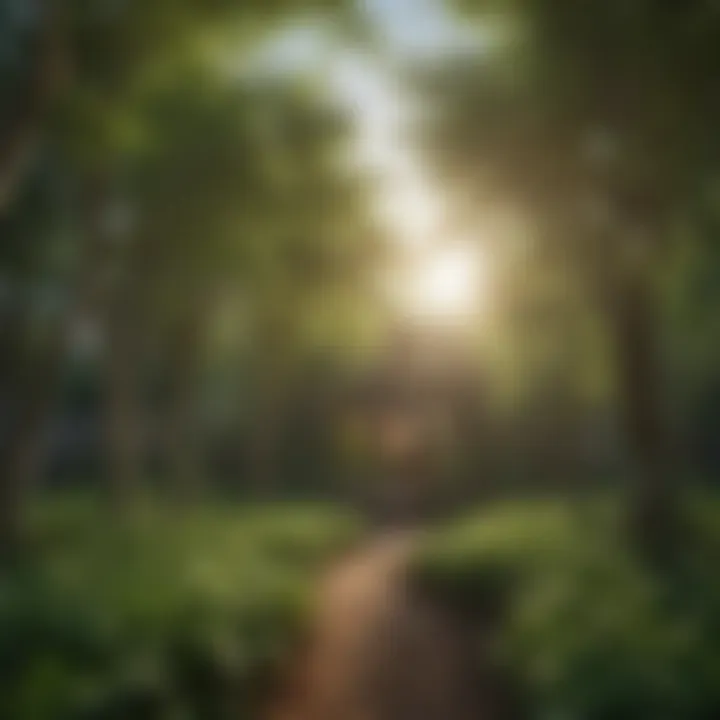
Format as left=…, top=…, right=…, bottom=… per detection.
left=0, top=0, right=379, bottom=546
left=5, top=0, right=720, bottom=718
left=3, top=0, right=720, bottom=551
left=405, top=0, right=720, bottom=556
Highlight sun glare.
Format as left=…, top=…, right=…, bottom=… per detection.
left=391, top=245, right=487, bottom=325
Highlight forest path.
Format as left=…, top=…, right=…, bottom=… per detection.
left=266, top=530, right=504, bottom=720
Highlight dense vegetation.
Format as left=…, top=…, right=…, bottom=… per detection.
left=4, top=0, right=720, bottom=717
left=0, top=501, right=361, bottom=719
left=7, top=496, right=720, bottom=719
left=415, top=497, right=720, bottom=719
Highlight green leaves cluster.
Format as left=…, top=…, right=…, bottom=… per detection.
left=0, top=500, right=361, bottom=719
left=414, top=496, right=720, bottom=719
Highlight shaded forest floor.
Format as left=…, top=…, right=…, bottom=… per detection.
left=3, top=495, right=720, bottom=719
left=268, top=494, right=720, bottom=720
left=267, top=530, right=518, bottom=720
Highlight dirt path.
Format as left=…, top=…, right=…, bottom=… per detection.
left=266, top=531, right=505, bottom=720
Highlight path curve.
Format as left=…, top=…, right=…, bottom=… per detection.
left=265, top=530, right=493, bottom=720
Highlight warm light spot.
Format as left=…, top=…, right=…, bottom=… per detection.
left=392, top=245, right=487, bottom=325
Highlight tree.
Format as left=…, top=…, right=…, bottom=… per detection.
left=418, top=0, right=720, bottom=558
left=0, top=0, right=69, bottom=213
left=0, top=0, right=351, bottom=547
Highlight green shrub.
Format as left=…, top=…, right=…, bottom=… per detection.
left=0, top=501, right=362, bottom=720
left=413, top=497, right=720, bottom=720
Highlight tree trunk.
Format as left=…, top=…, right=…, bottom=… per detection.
left=0, top=333, right=65, bottom=554
left=248, top=383, right=282, bottom=499
left=165, top=309, right=207, bottom=503
left=609, top=265, right=677, bottom=562
left=246, top=310, right=292, bottom=499
left=0, top=0, right=68, bottom=214
left=0, top=171, right=114, bottom=553
left=0, top=174, right=130, bottom=553
left=0, top=228, right=105, bottom=552
left=80, top=170, right=146, bottom=513
left=104, top=310, right=144, bottom=511
left=0, top=0, right=72, bottom=547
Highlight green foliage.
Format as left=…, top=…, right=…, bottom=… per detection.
left=0, top=500, right=362, bottom=720
left=414, top=497, right=720, bottom=719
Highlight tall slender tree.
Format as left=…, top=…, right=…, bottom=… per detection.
left=419, top=0, right=720, bottom=558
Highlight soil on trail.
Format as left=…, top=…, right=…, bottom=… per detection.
left=267, top=531, right=517, bottom=720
